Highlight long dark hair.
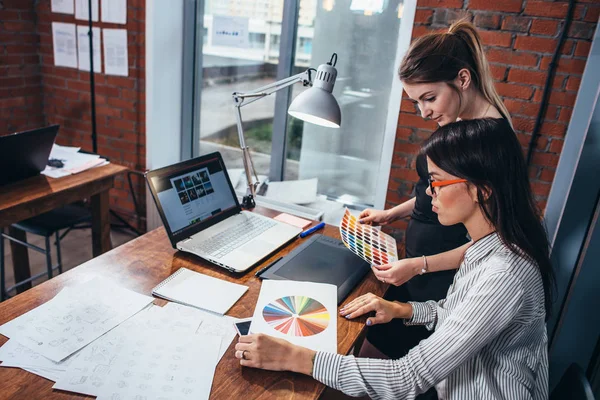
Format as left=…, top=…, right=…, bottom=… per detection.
left=422, top=119, right=554, bottom=318
left=400, top=19, right=512, bottom=128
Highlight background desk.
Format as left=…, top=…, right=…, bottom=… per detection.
left=0, top=164, right=127, bottom=292
left=0, top=206, right=386, bottom=399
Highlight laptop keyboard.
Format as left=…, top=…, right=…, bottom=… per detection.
left=193, top=215, right=277, bottom=259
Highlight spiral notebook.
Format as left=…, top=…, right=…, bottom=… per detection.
left=151, top=268, right=249, bottom=315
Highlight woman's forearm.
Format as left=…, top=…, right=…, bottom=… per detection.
left=388, top=197, right=416, bottom=221
left=425, top=242, right=472, bottom=272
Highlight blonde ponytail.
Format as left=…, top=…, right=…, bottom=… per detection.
left=448, top=19, right=513, bottom=128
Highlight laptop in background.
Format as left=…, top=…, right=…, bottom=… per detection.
left=145, top=152, right=302, bottom=273
left=0, top=125, right=59, bottom=186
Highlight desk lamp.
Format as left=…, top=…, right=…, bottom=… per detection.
left=232, top=53, right=341, bottom=209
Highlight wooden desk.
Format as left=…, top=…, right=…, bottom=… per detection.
left=0, top=164, right=128, bottom=292
left=0, top=206, right=386, bottom=399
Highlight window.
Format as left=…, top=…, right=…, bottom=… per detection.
left=189, top=0, right=413, bottom=209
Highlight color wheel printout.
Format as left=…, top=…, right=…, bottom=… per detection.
left=250, top=281, right=337, bottom=353
left=339, top=208, right=398, bottom=266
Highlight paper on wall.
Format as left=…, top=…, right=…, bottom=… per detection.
left=103, top=28, right=128, bottom=76
left=52, top=22, right=78, bottom=68
left=52, top=0, right=74, bottom=14
left=249, top=280, right=337, bottom=353
left=75, top=0, right=99, bottom=21
left=211, top=15, right=249, bottom=49
left=101, top=0, right=127, bottom=24
left=77, top=25, right=101, bottom=72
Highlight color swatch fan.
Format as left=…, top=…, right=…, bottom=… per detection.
left=263, top=296, right=329, bottom=337
left=339, top=208, right=398, bottom=266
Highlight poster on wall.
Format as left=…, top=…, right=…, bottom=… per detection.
left=211, top=15, right=249, bottom=49
left=52, top=0, right=74, bottom=14
left=52, top=22, right=78, bottom=68
left=101, top=0, right=127, bottom=24
left=103, top=28, right=128, bottom=76
left=75, top=0, right=99, bottom=22
left=77, top=26, right=102, bottom=72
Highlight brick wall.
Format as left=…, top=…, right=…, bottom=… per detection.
left=384, top=0, right=599, bottom=243
left=35, top=0, right=146, bottom=230
left=0, top=1, right=45, bottom=135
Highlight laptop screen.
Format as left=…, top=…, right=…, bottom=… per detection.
left=148, top=155, right=239, bottom=236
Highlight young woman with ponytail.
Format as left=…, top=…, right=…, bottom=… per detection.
left=356, top=20, right=519, bottom=378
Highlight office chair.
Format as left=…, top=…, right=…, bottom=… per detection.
left=0, top=204, right=91, bottom=301
left=550, top=363, right=595, bottom=400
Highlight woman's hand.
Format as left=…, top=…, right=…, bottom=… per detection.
left=340, top=293, right=412, bottom=326
left=371, top=258, right=422, bottom=287
left=358, top=208, right=393, bottom=226
left=235, top=333, right=316, bottom=375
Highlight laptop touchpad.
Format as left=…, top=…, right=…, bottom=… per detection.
left=238, top=239, right=273, bottom=256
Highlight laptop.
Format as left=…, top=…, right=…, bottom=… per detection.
left=146, top=152, right=303, bottom=273
left=0, top=125, right=59, bottom=186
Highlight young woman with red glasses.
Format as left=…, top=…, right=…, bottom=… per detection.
left=234, top=118, right=554, bottom=400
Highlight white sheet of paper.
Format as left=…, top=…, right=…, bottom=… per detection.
left=0, top=277, right=153, bottom=362
left=95, top=329, right=220, bottom=400
left=265, top=178, right=318, bottom=204
left=77, top=25, right=101, bottom=72
left=52, top=22, right=78, bottom=68
left=0, top=339, right=74, bottom=371
left=154, top=268, right=248, bottom=315
left=54, top=304, right=208, bottom=396
left=101, top=0, right=127, bottom=24
left=52, top=0, right=74, bottom=14
left=164, top=303, right=237, bottom=361
left=226, top=168, right=244, bottom=190
left=250, top=280, right=337, bottom=353
left=102, top=28, right=128, bottom=76
left=211, top=15, right=249, bottom=48
left=75, top=0, right=99, bottom=21
left=24, top=367, right=64, bottom=382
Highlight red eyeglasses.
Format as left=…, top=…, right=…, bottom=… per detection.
left=428, top=178, right=467, bottom=196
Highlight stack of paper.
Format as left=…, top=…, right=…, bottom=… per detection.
left=0, top=278, right=239, bottom=399
left=42, top=144, right=109, bottom=178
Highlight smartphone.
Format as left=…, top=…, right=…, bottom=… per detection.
left=234, top=318, right=252, bottom=336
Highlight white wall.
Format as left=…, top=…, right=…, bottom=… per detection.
left=146, top=0, right=185, bottom=229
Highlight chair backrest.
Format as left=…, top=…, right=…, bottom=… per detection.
left=550, top=363, right=595, bottom=400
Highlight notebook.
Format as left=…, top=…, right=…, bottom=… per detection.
left=151, top=268, right=249, bottom=315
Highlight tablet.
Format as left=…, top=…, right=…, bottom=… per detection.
left=259, top=234, right=371, bottom=305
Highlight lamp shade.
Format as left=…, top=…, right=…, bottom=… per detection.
left=288, top=63, right=341, bottom=128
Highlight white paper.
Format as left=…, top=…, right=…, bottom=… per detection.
left=54, top=304, right=206, bottom=396
left=211, top=15, right=249, bottom=49
left=164, top=303, right=237, bottom=361
left=265, top=178, right=318, bottom=204
left=52, top=22, right=78, bottom=68
left=24, top=367, right=64, bottom=382
left=0, top=277, right=153, bottom=362
left=250, top=280, right=337, bottom=353
left=0, top=339, right=74, bottom=371
left=42, top=144, right=104, bottom=177
left=52, top=0, right=74, bottom=14
left=102, top=28, right=128, bottom=76
left=101, top=0, right=127, bottom=24
left=96, top=330, right=220, bottom=400
left=154, top=268, right=248, bottom=315
left=77, top=25, right=101, bottom=72
left=226, top=168, right=244, bottom=190
left=75, top=0, right=99, bottom=21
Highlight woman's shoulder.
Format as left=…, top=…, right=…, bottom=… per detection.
left=484, top=246, right=543, bottom=290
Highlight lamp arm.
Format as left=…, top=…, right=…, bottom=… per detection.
left=232, top=69, right=312, bottom=209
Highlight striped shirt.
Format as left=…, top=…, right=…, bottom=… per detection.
left=313, top=233, right=548, bottom=399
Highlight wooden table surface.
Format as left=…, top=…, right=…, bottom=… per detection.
left=0, top=206, right=386, bottom=399
left=0, top=164, right=128, bottom=291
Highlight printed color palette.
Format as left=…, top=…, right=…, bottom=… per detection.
left=262, top=296, right=329, bottom=337
left=339, top=208, right=398, bottom=266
